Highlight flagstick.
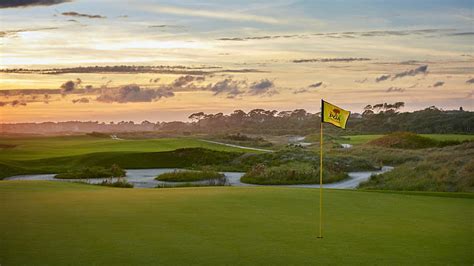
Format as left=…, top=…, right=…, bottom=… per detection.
left=318, top=120, right=323, bottom=239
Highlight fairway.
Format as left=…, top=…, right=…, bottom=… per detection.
left=339, top=134, right=474, bottom=145
left=0, top=136, right=251, bottom=161
left=0, top=181, right=472, bottom=265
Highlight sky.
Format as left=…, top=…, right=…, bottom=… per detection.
left=0, top=0, right=473, bottom=123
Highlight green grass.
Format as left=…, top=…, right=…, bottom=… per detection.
left=339, top=134, right=474, bottom=145
left=0, top=181, right=472, bottom=265
left=0, top=135, right=252, bottom=161
left=0, top=135, right=255, bottom=179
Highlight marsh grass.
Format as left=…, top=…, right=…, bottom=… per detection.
left=155, top=177, right=228, bottom=188
left=156, top=169, right=224, bottom=182
left=359, top=142, right=474, bottom=192
left=241, top=162, right=348, bottom=185
left=99, top=180, right=134, bottom=188
left=54, top=165, right=126, bottom=179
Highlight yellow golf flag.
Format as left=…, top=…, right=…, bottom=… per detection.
left=321, top=100, right=350, bottom=129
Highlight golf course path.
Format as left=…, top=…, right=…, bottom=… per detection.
left=199, top=139, right=274, bottom=152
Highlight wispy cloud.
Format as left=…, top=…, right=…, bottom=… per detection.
left=62, top=11, right=106, bottom=19
left=248, top=79, right=276, bottom=96
left=293, top=58, right=370, bottom=63
left=144, top=5, right=282, bottom=24
left=386, top=87, right=405, bottom=93
left=392, top=65, right=428, bottom=80
left=309, top=82, right=323, bottom=88
left=96, top=84, right=174, bottom=103
left=0, top=0, right=71, bottom=8
left=433, top=81, right=444, bottom=87
left=375, top=74, right=391, bottom=82
left=0, top=27, right=59, bottom=38
left=217, top=29, right=456, bottom=42
left=376, top=65, right=429, bottom=82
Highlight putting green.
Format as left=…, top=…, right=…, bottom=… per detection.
left=0, top=181, right=472, bottom=265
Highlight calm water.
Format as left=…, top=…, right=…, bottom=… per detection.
left=5, top=167, right=392, bottom=189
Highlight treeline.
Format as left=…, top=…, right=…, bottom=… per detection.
left=185, top=106, right=473, bottom=135
left=1, top=105, right=472, bottom=135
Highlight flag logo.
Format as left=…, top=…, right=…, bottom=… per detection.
left=322, top=100, right=350, bottom=129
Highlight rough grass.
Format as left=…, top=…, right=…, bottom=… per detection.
left=359, top=142, right=474, bottom=192
left=156, top=177, right=228, bottom=188
left=367, top=132, right=465, bottom=149
left=241, top=163, right=348, bottom=185
left=0, top=181, right=472, bottom=265
left=156, top=170, right=224, bottom=182
left=339, top=134, right=474, bottom=145
left=98, top=180, right=134, bottom=188
left=54, top=165, right=126, bottom=179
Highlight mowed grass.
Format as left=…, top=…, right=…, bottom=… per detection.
left=339, top=134, right=474, bottom=145
left=0, top=135, right=250, bottom=161
left=0, top=181, right=472, bottom=265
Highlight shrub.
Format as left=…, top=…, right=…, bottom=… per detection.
left=55, top=165, right=126, bottom=179
left=156, top=177, right=228, bottom=188
left=241, top=162, right=348, bottom=185
left=99, top=180, right=134, bottom=188
left=156, top=169, right=224, bottom=182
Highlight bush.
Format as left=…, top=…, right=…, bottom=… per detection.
left=156, top=169, right=224, bottom=182
left=156, top=177, right=228, bottom=188
left=55, top=165, right=126, bottom=179
left=99, top=180, right=134, bottom=188
left=241, top=162, right=348, bottom=185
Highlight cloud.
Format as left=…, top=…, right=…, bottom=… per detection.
left=308, top=82, right=323, bottom=88
left=145, top=5, right=282, bottom=25
left=392, top=65, right=428, bottom=80
left=433, top=81, right=444, bottom=87
left=0, top=27, right=58, bottom=38
left=375, top=74, right=391, bottom=82
left=62, top=11, right=106, bottom=19
left=448, top=32, right=474, bottom=36
left=376, top=65, right=429, bottom=82
left=293, top=58, right=370, bottom=63
left=148, top=24, right=185, bottom=29
left=60, top=78, right=81, bottom=93
left=248, top=79, right=277, bottom=96
left=386, top=87, right=405, bottom=93
left=209, top=78, right=246, bottom=97
left=72, top=97, right=89, bottom=104
left=217, top=29, right=455, bottom=42
left=355, top=78, right=368, bottom=83
left=11, top=100, right=27, bottom=107
left=0, top=0, right=71, bottom=8
left=96, top=84, right=174, bottom=103
left=0, top=65, right=260, bottom=75
left=466, top=78, right=474, bottom=84
left=172, top=75, right=204, bottom=87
